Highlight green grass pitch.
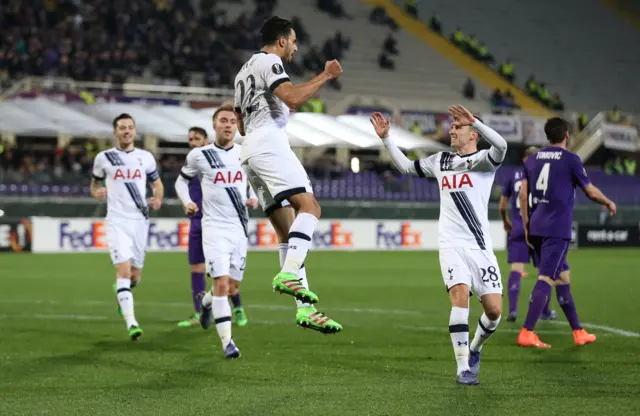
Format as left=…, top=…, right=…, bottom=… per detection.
left=1, top=250, right=639, bottom=415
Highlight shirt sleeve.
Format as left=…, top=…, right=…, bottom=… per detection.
left=414, top=154, right=438, bottom=178
left=262, top=54, right=291, bottom=92
left=180, top=149, right=199, bottom=180
left=145, top=152, right=160, bottom=182
left=92, top=153, right=106, bottom=180
left=571, top=155, right=591, bottom=189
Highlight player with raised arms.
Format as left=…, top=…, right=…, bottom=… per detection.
left=91, top=113, right=164, bottom=342
left=177, top=122, right=257, bottom=328
left=371, top=106, right=507, bottom=385
left=517, top=117, right=616, bottom=348
left=233, top=16, right=343, bottom=334
left=499, top=146, right=556, bottom=322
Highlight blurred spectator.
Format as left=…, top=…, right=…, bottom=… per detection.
left=525, top=74, right=538, bottom=97
left=608, top=106, right=622, bottom=123
left=462, top=78, right=476, bottom=99
left=317, top=0, right=353, bottom=20
left=378, top=52, right=395, bottom=70
left=450, top=27, right=465, bottom=48
left=498, top=59, right=515, bottom=83
left=465, top=34, right=479, bottom=56
left=577, top=112, right=589, bottom=131
left=410, top=121, right=422, bottom=136
left=476, top=42, right=494, bottom=64
left=550, top=93, right=564, bottom=112
left=334, top=31, right=350, bottom=51
left=303, top=46, right=324, bottom=74
left=537, top=82, right=551, bottom=106
left=384, top=34, right=399, bottom=55
left=291, top=16, right=310, bottom=45
left=429, top=14, right=442, bottom=34
left=369, top=6, right=398, bottom=31
left=405, top=0, right=418, bottom=18
left=490, top=89, right=503, bottom=108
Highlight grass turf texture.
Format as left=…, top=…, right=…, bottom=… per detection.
left=1, top=250, right=639, bottom=415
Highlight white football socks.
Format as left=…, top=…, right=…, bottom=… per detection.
left=279, top=242, right=312, bottom=308
left=281, top=213, right=318, bottom=275
left=116, top=277, right=138, bottom=329
left=449, top=306, right=470, bottom=375
left=212, top=295, right=232, bottom=350
left=470, top=313, right=501, bottom=352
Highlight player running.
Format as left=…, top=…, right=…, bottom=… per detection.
left=177, top=122, right=257, bottom=328
left=499, top=146, right=556, bottom=322
left=91, top=113, right=164, bottom=342
left=233, top=16, right=342, bottom=334
left=517, top=117, right=616, bottom=348
left=175, top=103, right=256, bottom=359
left=371, top=106, right=507, bottom=386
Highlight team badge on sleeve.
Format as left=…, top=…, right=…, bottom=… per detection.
left=271, top=63, right=284, bottom=75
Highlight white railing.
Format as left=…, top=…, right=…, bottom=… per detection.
left=1, top=77, right=235, bottom=101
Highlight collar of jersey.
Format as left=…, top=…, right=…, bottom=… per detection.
left=214, top=143, right=234, bottom=151
left=114, top=147, right=135, bottom=153
left=255, top=51, right=268, bottom=55
left=456, top=150, right=479, bottom=158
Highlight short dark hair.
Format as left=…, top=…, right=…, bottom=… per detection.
left=544, top=117, right=569, bottom=144
left=213, top=102, right=236, bottom=121
left=112, top=113, right=134, bottom=129
left=261, top=16, right=292, bottom=46
left=188, top=127, right=208, bottom=138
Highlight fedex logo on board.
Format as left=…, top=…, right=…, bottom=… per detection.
left=376, top=222, right=422, bottom=248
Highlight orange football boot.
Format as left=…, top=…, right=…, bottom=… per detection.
left=573, top=329, right=596, bottom=346
left=517, top=328, right=552, bottom=348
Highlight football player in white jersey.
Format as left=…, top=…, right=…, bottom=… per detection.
left=174, top=104, right=258, bottom=359
left=371, top=106, right=507, bottom=385
left=233, top=16, right=342, bottom=334
left=91, top=113, right=164, bottom=342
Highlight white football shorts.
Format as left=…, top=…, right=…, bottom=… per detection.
left=107, top=218, right=149, bottom=268
left=203, top=227, right=248, bottom=282
left=439, top=247, right=503, bottom=299
left=241, top=130, right=312, bottom=215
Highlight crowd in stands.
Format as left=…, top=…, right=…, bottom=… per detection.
left=0, top=0, right=285, bottom=89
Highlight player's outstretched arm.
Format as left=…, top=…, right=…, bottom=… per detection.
left=273, top=60, right=342, bottom=108
left=583, top=183, right=617, bottom=216
left=370, top=112, right=436, bottom=177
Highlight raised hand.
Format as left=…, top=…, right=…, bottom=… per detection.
left=448, top=105, right=476, bottom=126
left=369, top=112, right=390, bottom=139
left=324, top=59, right=343, bottom=79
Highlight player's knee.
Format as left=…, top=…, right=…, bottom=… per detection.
left=213, top=277, right=230, bottom=296
left=557, top=270, right=571, bottom=285
left=448, top=284, right=469, bottom=307
left=191, top=263, right=205, bottom=274
left=511, top=263, right=525, bottom=273
left=229, top=282, right=239, bottom=296
left=486, top=307, right=502, bottom=321
left=539, top=275, right=555, bottom=286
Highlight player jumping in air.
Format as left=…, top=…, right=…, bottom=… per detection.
left=517, top=117, right=616, bottom=348
left=91, top=113, right=164, bottom=342
left=177, top=122, right=258, bottom=328
left=233, top=16, right=342, bottom=333
left=499, top=146, right=557, bottom=322
left=175, top=103, right=257, bottom=359
left=371, top=106, right=507, bottom=385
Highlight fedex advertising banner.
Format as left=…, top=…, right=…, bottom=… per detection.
left=30, top=218, right=507, bottom=253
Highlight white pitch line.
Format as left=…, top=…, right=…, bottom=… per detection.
left=547, top=320, right=640, bottom=338
left=1, top=298, right=639, bottom=337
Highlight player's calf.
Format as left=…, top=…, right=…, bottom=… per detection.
left=208, top=276, right=238, bottom=356
left=469, top=294, right=502, bottom=377
left=448, top=285, right=471, bottom=376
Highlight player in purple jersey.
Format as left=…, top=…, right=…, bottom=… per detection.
left=500, top=146, right=556, bottom=322
left=178, top=112, right=258, bottom=328
left=517, top=117, right=616, bottom=348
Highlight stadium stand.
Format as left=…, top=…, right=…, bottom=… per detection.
left=408, top=0, right=640, bottom=114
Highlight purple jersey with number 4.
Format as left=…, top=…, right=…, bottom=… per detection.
left=524, top=147, right=590, bottom=239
